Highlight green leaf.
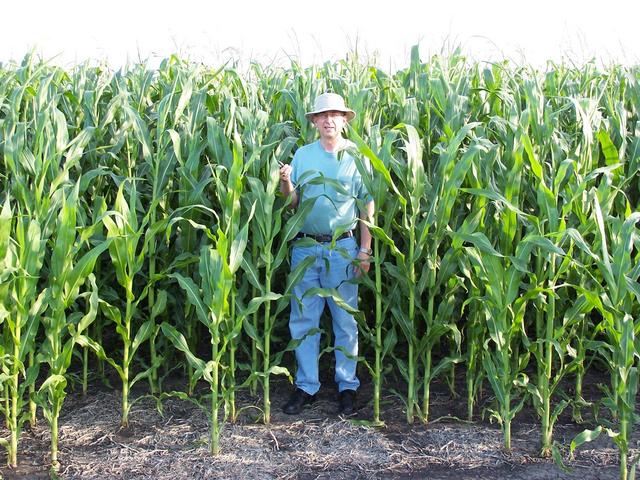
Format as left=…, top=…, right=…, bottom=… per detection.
left=240, top=293, right=282, bottom=319
left=241, top=253, right=263, bottom=294
left=242, top=317, right=262, bottom=346
left=124, top=104, right=153, bottom=163
left=63, top=127, right=95, bottom=170
left=302, top=287, right=359, bottom=315
left=522, top=132, right=545, bottom=183
left=482, top=354, right=506, bottom=407
left=281, top=198, right=316, bottom=244
left=366, top=222, right=404, bottom=261
left=74, top=334, right=123, bottom=378
left=170, top=272, right=208, bottom=325
left=570, top=426, right=603, bottom=453
left=150, top=289, right=168, bottom=321
left=563, top=228, right=598, bottom=260
left=17, top=289, right=47, bottom=361
left=77, top=274, right=99, bottom=334
left=382, top=327, right=397, bottom=359
left=551, top=443, right=572, bottom=474
left=229, top=202, right=255, bottom=274
left=597, top=129, right=620, bottom=167
left=522, top=234, right=564, bottom=256
left=160, top=322, right=207, bottom=381
left=38, top=374, right=67, bottom=394
left=350, top=127, right=404, bottom=204
left=130, top=320, right=155, bottom=359
left=267, top=365, right=292, bottom=380
left=456, top=232, right=502, bottom=257
left=99, top=300, right=123, bottom=327
left=462, top=187, right=529, bottom=219
left=593, top=196, right=615, bottom=293
left=282, top=256, right=316, bottom=297
left=0, top=196, right=12, bottom=261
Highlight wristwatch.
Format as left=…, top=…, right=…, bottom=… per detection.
left=359, top=247, right=373, bottom=255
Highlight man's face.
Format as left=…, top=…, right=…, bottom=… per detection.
left=312, top=110, right=347, bottom=140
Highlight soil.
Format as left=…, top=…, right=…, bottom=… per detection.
left=0, top=370, right=631, bottom=480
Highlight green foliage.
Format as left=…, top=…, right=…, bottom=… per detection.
left=0, top=49, right=639, bottom=479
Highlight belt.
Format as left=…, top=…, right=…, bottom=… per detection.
left=295, top=231, right=353, bottom=243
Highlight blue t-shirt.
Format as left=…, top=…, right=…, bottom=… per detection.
left=291, top=140, right=371, bottom=235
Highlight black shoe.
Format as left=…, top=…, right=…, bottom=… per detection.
left=338, top=389, right=357, bottom=416
left=283, top=388, right=316, bottom=415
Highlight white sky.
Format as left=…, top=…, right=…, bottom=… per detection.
left=2, top=0, right=639, bottom=70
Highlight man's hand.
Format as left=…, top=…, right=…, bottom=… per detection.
left=279, top=164, right=293, bottom=185
left=354, top=251, right=371, bottom=277
left=279, top=163, right=298, bottom=207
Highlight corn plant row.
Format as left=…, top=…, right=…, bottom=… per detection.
left=0, top=50, right=639, bottom=479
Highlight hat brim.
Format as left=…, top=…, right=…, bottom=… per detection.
left=305, top=109, right=356, bottom=122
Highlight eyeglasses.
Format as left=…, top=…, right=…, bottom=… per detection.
left=314, top=111, right=346, bottom=119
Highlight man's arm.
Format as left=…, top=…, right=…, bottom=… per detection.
left=355, top=200, right=375, bottom=277
left=279, top=164, right=299, bottom=209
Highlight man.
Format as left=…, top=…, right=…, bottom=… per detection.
left=279, top=92, right=374, bottom=416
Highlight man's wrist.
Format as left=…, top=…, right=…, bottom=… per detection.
left=359, top=247, right=372, bottom=255
left=280, top=181, right=294, bottom=195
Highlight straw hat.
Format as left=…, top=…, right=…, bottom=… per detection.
left=305, top=92, right=356, bottom=121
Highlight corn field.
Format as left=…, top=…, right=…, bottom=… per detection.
left=1, top=48, right=639, bottom=478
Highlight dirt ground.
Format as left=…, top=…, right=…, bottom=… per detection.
left=0, top=371, right=630, bottom=480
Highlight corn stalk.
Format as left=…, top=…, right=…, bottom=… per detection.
left=93, top=180, right=157, bottom=427
left=38, top=181, right=110, bottom=469
left=162, top=148, right=254, bottom=453
left=0, top=197, right=47, bottom=467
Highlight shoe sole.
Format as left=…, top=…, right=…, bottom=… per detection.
left=338, top=405, right=358, bottom=416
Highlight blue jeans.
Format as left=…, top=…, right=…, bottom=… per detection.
left=289, top=236, right=360, bottom=395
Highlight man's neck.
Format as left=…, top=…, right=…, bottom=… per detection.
left=319, top=136, right=343, bottom=153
